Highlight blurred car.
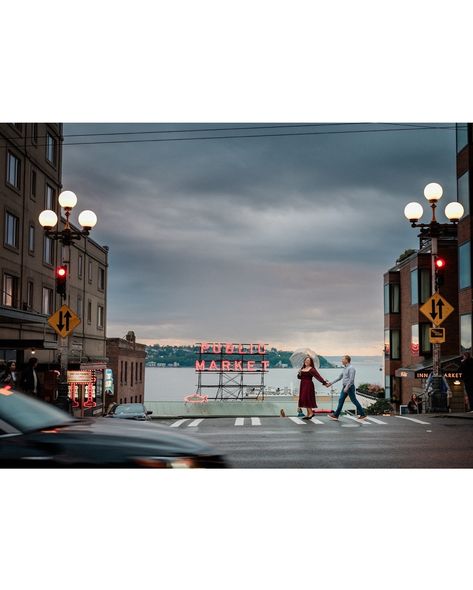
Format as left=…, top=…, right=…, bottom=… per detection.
left=0, top=386, right=226, bottom=468
left=105, top=402, right=152, bottom=421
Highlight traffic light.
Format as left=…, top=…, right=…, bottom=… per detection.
left=55, top=265, right=67, bottom=298
left=435, top=257, right=446, bottom=290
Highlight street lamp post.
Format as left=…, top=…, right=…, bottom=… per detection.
left=404, top=182, right=464, bottom=413
left=39, top=190, right=97, bottom=412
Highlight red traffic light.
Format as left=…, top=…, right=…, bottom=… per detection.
left=56, top=266, right=67, bottom=278
left=435, top=257, right=446, bottom=269
left=55, top=265, right=68, bottom=298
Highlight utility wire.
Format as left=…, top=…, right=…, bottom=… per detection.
left=0, top=123, right=460, bottom=149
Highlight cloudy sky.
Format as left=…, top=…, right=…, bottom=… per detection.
left=62, top=123, right=457, bottom=355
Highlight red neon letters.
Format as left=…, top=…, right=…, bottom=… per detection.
left=195, top=343, right=269, bottom=372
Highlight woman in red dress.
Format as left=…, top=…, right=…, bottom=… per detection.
left=297, top=356, right=329, bottom=420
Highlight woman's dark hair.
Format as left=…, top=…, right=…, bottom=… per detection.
left=300, top=356, right=315, bottom=369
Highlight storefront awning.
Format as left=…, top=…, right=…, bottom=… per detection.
left=0, top=339, right=57, bottom=350
left=0, top=306, right=48, bottom=325
left=395, top=355, right=462, bottom=379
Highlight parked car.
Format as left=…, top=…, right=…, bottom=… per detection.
left=0, top=387, right=226, bottom=468
left=105, top=402, right=152, bottom=421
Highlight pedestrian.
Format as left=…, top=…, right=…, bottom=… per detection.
left=460, top=351, right=473, bottom=412
left=1, top=361, right=18, bottom=387
left=297, top=356, right=329, bottom=420
left=328, top=355, right=367, bottom=421
left=21, top=357, right=41, bottom=397
left=407, top=393, right=422, bottom=414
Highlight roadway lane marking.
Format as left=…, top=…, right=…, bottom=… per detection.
left=188, top=419, right=204, bottom=427
left=251, top=417, right=261, bottom=426
left=344, top=415, right=371, bottom=425
left=310, top=417, right=324, bottom=424
left=235, top=418, right=245, bottom=426
left=170, top=419, right=189, bottom=428
left=289, top=417, right=306, bottom=425
left=365, top=416, right=388, bottom=425
left=396, top=416, right=430, bottom=425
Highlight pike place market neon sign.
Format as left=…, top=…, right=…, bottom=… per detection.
left=195, top=342, right=269, bottom=372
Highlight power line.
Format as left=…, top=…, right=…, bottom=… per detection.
left=0, top=123, right=460, bottom=149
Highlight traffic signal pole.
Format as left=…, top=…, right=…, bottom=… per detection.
left=430, top=237, right=446, bottom=412
left=56, top=245, right=71, bottom=413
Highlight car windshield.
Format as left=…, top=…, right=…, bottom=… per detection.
left=115, top=404, right=144, bottom=414
left=0, top=388, right=75, bottom=433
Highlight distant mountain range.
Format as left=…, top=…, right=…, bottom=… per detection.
left=145, top=344, right=336, bottom=368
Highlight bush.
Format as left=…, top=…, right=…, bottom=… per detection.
left=358, top=383, right=385, bottom=398
left=365, top=399, right=393, bottom=415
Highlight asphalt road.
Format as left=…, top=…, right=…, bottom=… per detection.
left=154, top=414, right=473, bottom=468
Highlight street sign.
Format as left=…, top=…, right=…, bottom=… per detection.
left=419, top=292, right=454, bottom=327
left=429, top=327, right=445, bottom=344
left=48, top=304, right=81, bottom=338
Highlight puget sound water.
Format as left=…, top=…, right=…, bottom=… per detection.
left=144, top=356, right=384, bottom=402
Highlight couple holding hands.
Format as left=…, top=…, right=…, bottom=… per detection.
left=297, top=354, right=367, bottom=421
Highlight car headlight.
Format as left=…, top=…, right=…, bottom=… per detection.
left=133, top=456, right=197, bottom=468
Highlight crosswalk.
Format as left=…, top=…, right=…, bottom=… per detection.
left=166, top=415, right=430, bottom=429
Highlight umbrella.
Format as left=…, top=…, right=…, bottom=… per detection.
left=289, top=348, right=320, bottom=369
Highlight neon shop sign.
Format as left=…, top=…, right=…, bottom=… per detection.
left=195, top=342, right=269, bottom=372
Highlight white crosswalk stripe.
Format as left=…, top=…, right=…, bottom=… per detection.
left=289, top=417, right=306, bottom=425
left=365, top=416, right=388, bottom=425
left=396, top=416, right=430, bottom=425
left=310, top=417, right=324, bottom=424
left=251, top=417, right=261, bottom=426
left=235, top=418, right=245, bottom=426
left=344, top=415, right=371, bottom=424
left=170, top=419, right=189, bottom=428
left=188, top=419, right=204, bottom=427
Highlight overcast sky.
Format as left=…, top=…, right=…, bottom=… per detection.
left=62, top=123, right=457, bottom=355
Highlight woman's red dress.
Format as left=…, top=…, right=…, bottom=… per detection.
left=298, top=367, right=326, bottom=408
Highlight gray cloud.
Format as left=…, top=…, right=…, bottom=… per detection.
left=62, top=123, right=456, bottom=353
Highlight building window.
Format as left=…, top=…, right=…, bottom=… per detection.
left=384, top=283, right=400, bottom=314
left=97, top=305, right=104, bottom=329
left=27, top=281, right=34, bottom=310
left=120, top=361, right=124, bottom=384
left=6, top=152, right=21, bottom=189
left=77, top=295, right=82, bottom=317
left=461, top=314, right=472, bottom=352
left=411, top=324, right=419, bottom=356
left=410, top=269, right=418, bottom=305
left=125, top=362, right=128, bottom=384
left=31, top=169, right=37, bottom=200
left=43, top=235, right=54, bottom=265
left=78, top=254, right=83, bottom=279
left=459, top=241, right=471, bottom=289
left=384, top=330, right=390, bottom=358
left=87, top=300, right=92, bottom=324
left=458, top=171, right=470, bottom=216
left=88, top=260, right=93, bottom=283
left=456, top=123, right=469, bottom=153
left=139, top=362, right=143, bottom=382
left=131, top=362, right=134, bottom=387
left=45, top=184, right=55, bottom=210
left=98, top=267, right=105, bottom=291
left=419, top=269, right=431, bottom=303
left=385, top=375, right=392, bottom=400
left=2, top=274, right=18, bottom=307
left=42, top=287, right=53, bottom=315
left=135, top=362, right=138, bottom=382
left=28, top=224, right=35, bottom=254
left=5, top=212, right=19, bottom=249
left=420, top=324, right=432, bottom=355
left=46, top=133, right=57, bottom=165
left=32, top=123, right=38, bottom=144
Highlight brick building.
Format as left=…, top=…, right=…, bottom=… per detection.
left=0, top=122, right=109, bottom=411
left=106, top=331, right=146, bottom=410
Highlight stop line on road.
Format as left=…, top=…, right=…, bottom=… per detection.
left=167, top=415, right=430, bottom=428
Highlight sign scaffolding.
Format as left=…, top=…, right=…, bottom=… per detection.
left=194, top=342, right=269, bottom=401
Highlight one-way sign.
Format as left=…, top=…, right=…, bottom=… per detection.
left=48, top=304, right=81, bottom=338
left=419, top=292, right=454, bottom=327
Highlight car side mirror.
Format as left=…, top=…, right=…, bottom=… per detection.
left=146, top=410, right=153, bottom=415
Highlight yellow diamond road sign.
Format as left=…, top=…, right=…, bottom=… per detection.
left=420, top=292, right=454, bottom=327
left=48, top=304, right=81, bottom=338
